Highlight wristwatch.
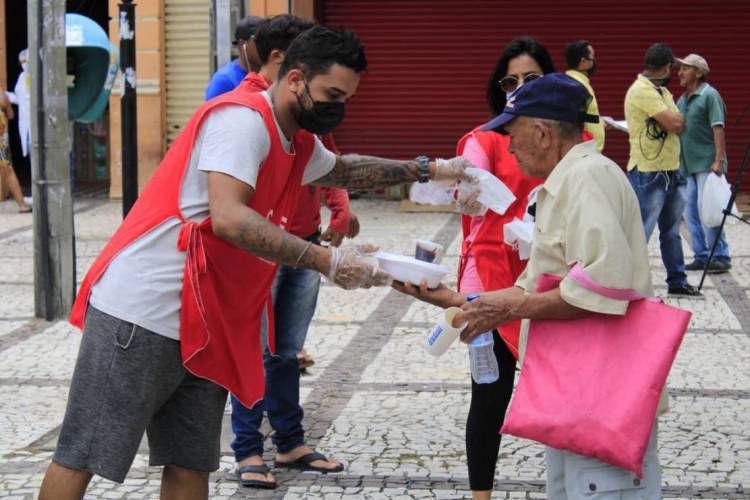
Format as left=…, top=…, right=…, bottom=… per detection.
left=415, top=155, right=430, bottom=183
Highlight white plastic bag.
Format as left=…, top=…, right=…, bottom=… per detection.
left=457, top=168, right=516, bottom=215
left=701, top=174, right=734, bottom=227
left=504, top=217, right=535, bottom=260
left=409, top=181, right=455, bottom=206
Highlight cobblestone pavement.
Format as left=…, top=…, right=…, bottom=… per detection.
left=1, top=196, right=749, bottom=499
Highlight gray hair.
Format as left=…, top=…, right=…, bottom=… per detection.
left=535, top=118, right=583, bottom=140
left=18, top=49, right=28, bottom=63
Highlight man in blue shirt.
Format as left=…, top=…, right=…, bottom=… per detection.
left=205, top=16, right=263, bottom=100
left=676, top=53, right=731, bottom=273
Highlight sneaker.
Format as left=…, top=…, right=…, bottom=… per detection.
left=668, top=284, right=703, bottom=297
left=708, top=260, right=731, bottom=274
left=684, top=260, right=707, bottom=271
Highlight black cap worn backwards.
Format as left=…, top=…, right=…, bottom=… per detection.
left=234, top=16, right=263, bottom=43
left=645, top=43, right=674, bottom=67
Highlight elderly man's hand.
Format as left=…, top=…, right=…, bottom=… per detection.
left=454, top=287, right=525, bottom=343
left=709, top=161, right=723, bottom=176
left=391, top=280, right=464, bottom=309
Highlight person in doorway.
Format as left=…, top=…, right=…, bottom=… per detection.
left=454, top=73, right=663, bottom=499
left=39, top=26, right=475, bottom=500
left=225, top=15, right=358, bottom=488
left=204, top=16, right=263, bottom=100
left=0, top=86, right=30, bottom=213
left=396, top=36, right=551, bottom=500
left=7, top=49, right=31, bottom=160
left=625, top=43, right=700, bottom=296
left=565, top=40, right=605, bottom=152
left=676, top=53, right=731, bottom=273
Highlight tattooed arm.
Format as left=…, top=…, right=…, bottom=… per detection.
left=313, top=154, right=476, bottom=190
left=311, top=154, right=429, bottom=190
left=208, top=171, right=331, bottom=274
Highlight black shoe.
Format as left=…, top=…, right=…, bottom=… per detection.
left=685, top=260, right=707, bottom=271
left=668, top=284, right=703, bottom=297
left=707, top=260, right=732, bottom=274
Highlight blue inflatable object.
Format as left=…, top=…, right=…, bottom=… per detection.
left=66, top=13, right=120, bottom=123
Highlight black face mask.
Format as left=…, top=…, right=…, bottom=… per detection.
left=295, top=82, right=346, bottom=135
left=647, top=72, right=671, bottom=88
left=586, top=59, right=597, bottom=77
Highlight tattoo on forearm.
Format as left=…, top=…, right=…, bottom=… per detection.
left=233, top=210, right=322, bottom=270
left=314, top=154, right=420, bottom=190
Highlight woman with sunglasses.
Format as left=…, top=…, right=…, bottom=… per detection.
left=394, top=37, right=555, bottom=499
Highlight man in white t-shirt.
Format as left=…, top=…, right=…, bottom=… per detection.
left=40, top=26, right=476, bottom=500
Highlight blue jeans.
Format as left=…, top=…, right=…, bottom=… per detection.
left=685, top=172, right=730, bottom=263
left=627, top=169, right=688, bottom=288
left=230, top=251, right=321, bottom=461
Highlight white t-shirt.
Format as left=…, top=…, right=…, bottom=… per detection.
left=90, top=92, right=336, bottom=340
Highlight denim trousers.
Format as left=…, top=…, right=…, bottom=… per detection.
left=685, top=172, right=730, bottom=263
left=230, top=255, right=321, bottom=461
left=627, top=169, right=688, bottom=288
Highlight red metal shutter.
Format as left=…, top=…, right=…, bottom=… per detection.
left=323, top=0, right=750, bottom=189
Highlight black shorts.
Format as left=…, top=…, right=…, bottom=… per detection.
left=53, top=306, right=228, bottom=483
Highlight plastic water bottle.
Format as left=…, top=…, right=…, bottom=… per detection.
left=467, top=294, right=499, bottom=384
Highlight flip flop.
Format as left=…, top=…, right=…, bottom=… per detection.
left=238, top=463, right=277, bottom=489
left=275, top=451, right=345, bottom=473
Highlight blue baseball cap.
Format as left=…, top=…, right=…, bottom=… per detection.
left=480, top=73, right=599, bottom=134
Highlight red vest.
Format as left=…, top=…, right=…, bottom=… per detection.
left=70, top=88, right=315, bottom=408
left=456, top=129, right=543, bottom=358
left=238, top=71, right=273, bottom=93
left=238, top=72, right=345, bottom=237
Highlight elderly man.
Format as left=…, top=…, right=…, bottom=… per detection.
left=453, top=74, right=663, bottom=498
left=677, top=53, right=731, bottom=273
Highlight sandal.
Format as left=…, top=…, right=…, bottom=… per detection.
left=18, top=205, right=31, bottom=213
left=238, top=463, right=277, bottom=489
left=275, top=451, right=344, bottom=473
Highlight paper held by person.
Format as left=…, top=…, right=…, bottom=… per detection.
left=601, top=116, right=629, bottom=133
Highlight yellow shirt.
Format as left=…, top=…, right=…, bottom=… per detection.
left=514, top=140, right=668, bottom=412
left=566, top=70, right=605, bottom=152
left=624, top=74, right=681, bottom=172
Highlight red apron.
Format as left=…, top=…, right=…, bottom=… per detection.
left=456, top=129, right=543, bottom=358
left=238, top=71, right=273, bottom=93
left=70, top=89, right=315, bottom=408
left=238, top=72, right=347, bottom=237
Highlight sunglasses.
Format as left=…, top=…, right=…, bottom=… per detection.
left=499, top=73, right=542, bottom=93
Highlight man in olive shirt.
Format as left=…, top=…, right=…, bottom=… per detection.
left=625, top=43, right=700, bottom=296
left=454, top=74, right=662, bottom=498
left=677, top=53, right=731, bottom=273
left=565, top=40, right=605, bottom=152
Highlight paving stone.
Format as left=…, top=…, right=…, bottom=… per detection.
left=1, top=198, right=750, bottom=498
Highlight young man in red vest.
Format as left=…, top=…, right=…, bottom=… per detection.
left=39, top=26, right=474, bottom=500
left=229, top=15, right=357, bottom=487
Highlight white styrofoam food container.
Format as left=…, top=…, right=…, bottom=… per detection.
left=375, top=251, right=449, bottom=289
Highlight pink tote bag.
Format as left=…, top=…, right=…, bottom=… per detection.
left=501, top=264, right=691, bottom=478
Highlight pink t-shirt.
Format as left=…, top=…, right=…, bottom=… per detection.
left=459, top=136, right=492, bottom=293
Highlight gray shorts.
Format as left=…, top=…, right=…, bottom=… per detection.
left=545, top=422, right=661, bottom=499
left=53, top=306, right=228, bottom=483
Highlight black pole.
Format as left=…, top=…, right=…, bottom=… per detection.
left=120, top=0, right=138, bottom=217
left=34, top=0, right=53, bottom=320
